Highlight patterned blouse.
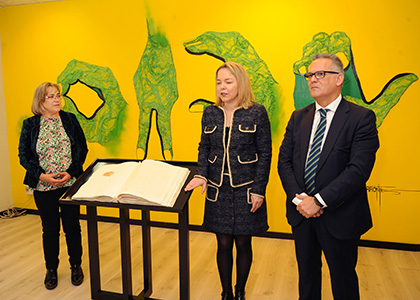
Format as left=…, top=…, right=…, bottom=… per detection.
left=35, top=117, right=76, bottom=191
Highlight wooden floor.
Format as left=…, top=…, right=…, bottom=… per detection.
left=1, top=214, right=419, bottom=300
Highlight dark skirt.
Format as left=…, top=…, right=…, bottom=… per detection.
left=203, top=175, right=268, bottom=236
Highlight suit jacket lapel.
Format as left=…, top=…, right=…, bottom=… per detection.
left=318, top=99, right=350, bottom=171
left=299, top=104, right=316, bottom=182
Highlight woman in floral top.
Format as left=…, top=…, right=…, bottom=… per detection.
left=18, top=82, right=88, bottom=290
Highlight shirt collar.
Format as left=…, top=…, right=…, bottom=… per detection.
left=315, top=94, right=342, bottom=113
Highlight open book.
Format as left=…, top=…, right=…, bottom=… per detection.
left=72, top=160, right=190, bottom=207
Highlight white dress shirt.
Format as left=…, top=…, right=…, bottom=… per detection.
left=293, top=95, right=342, bottom=207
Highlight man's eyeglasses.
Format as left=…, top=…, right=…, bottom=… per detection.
left=303, top=70, right=339, bottom=81
left=45, top=94, right=62, bottom=100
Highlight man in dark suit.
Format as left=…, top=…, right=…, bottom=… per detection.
left=278, top=53, right=379, bottom=300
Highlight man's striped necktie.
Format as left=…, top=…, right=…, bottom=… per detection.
left=304, top=108, right=328, bottom=195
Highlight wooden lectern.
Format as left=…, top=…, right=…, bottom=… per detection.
left=60, top=159, right=197, bottom=300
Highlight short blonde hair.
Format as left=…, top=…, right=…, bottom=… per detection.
left=215, top=62, right=254, bottom=109
left=31, top=82, right=61, bottom=115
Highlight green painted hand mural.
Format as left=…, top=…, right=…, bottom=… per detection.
left=293, top=31, right=418, bottom=127
left=57, top=59, right=128, bottom=146
left=133, top=19, right=178, bottom=160
left=184, top=31, right=282, bottom=132
left=56, top=29, right=416, bottom=158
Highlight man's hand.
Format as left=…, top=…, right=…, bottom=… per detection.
left=295, top=193, right=323, bottom=218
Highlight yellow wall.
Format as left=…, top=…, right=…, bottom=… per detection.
left=0, top=34, right=13, bottom=211
left=1, top=0, right=419, bottom=244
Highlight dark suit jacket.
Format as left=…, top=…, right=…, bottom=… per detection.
left=278, top=98, right=379, bottom=240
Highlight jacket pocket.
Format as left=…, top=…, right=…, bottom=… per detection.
left=247, top=187, right=252, bottom=204
left=239, top=124, right=256, bottom=133
left=204, top=125, right=217, bottom=134
left=208, top=152, right=217, bottom=164
left=237, top=153, right=258, bottom=164
left=206, top=184, right=219, bottom=202
left=237, top=123, right=256, bottom=145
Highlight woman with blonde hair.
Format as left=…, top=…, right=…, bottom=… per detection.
left=185, top=62, right=272, bottom=300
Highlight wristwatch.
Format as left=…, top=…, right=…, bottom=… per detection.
left=313, top=196, right=323, bottom=207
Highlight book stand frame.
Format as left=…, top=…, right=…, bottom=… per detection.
left=60, top=158, right=197, bottom=300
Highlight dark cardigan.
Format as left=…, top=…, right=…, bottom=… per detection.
left=18, top=110, right=88, bottom=189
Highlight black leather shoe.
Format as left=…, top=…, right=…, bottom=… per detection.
left=71, top=264, right=84, bottom=286
left=44, top=269, right=57, bottom=290
left=221, top=290, right=234, bottom=300
left=235, top=290, right=245, bottom=300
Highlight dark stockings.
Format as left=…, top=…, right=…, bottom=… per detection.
left=216, top=233, right=252, bottom=293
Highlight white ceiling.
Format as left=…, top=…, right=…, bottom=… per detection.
left=0, top=0, right=65, bottom=8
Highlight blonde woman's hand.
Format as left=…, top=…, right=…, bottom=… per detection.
left=184, top=177, right=207, bottom=194
left=250, top=194, right=264, bottom=213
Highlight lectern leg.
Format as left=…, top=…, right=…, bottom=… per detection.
left=120, top=208, right=133, bottom=300
left=179, top=203, right=190, bottom=300
left=142, top=210, right=153, bottom=298
left=87, top=205, right=101, bottom=299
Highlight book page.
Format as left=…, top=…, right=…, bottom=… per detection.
left=118, top=160, right=190, bottom=207
left=72, top=161, right=139, bottom=201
